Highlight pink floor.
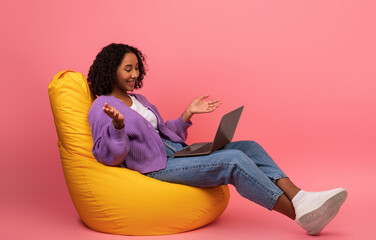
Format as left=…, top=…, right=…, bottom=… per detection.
left=2, top=152, right=374, bottom=240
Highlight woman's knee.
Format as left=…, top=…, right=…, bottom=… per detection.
left=228, top=140, right=261, bottom=150
left=245, top=140, right=261, bottom=148
left=222, top=149, right=254, bottom=167
left=222, top=148, right=246, bottom=157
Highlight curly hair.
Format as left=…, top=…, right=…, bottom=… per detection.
left=87, top=43, right=147, bottom=96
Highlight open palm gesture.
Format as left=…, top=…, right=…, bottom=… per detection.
left=188, top=94, right=222, bottom=114
left=102, top=102, right=125, bottom=129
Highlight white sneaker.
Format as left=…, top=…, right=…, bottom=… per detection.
left=293, top=188, right=348, bottom=235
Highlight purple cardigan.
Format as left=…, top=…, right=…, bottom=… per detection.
left=88, top=94, right=192, bottom=173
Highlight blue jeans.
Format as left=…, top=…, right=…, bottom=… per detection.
left=145, top=139, right=288, bottom=210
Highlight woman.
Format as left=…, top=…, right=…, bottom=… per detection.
left=87, top=43, right=347, bottom=235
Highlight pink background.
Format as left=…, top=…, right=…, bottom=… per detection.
left=1, top=0, right=375, bottom=239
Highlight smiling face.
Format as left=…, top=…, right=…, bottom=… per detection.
left=113, top=52, right=140, bottom=94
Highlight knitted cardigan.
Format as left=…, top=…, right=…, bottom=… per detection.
left=88, top=93, right=192, bottom=173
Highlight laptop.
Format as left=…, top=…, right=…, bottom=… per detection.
left=172, top=106, right=244, bottom=157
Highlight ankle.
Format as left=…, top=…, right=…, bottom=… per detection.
left=275, top=178, right=301, bottom=200
left=273, top=194, right=296, bottom=220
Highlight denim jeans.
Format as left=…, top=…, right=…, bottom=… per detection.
left=145, top=139, right=288, bottom=210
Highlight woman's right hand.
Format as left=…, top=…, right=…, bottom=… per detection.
left=102, top=102, right=125, bottom=129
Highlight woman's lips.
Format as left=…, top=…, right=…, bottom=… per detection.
left=127, top=81, right=135, bottom=86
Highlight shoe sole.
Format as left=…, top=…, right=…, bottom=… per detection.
left=297, top=189, right=348, bottom=235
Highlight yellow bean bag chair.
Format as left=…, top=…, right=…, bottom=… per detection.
left=48, top=70, right=230, bottom=235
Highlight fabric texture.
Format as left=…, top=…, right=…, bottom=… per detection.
left=88, top=94, right=192, bottom=173
left=147, top=139, right=287, bottom=210
left=48, top=70, right=230, bottom=235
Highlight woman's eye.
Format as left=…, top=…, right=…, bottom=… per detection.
left=125, top=69, right=131, bottom=72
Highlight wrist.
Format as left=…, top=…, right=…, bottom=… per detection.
left=112, top=120, right=124, bottom=130
left=181, top=108, right=193, bottom=123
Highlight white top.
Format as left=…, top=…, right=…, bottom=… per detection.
left=129, top=95, right=158, bottom=130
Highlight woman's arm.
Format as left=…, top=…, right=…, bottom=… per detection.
left=89, top=102, right=130, bottom=166
left=164, top=94, right=221, bottom=141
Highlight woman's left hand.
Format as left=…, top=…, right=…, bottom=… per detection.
left=181, top=94, right=222, bottom=122
left=188, top=94, right=222, bottom=114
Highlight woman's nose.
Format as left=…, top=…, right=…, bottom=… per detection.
left=131, top=70, right=139, bottom=78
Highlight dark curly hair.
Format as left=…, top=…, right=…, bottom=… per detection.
left=87, top=43, right=147, bottom=96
